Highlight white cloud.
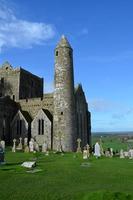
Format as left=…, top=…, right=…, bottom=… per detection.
left=89, top=98, right=114, bottom=112
left=0, top=1, right=56, bottom=52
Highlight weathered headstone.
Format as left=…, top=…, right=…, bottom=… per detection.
left=34, top=141, right=39, bottom=152
left=77, top=138, right=82, bottom=153
left=0, top=140, right=5, bottom=150
left=16, top=137, right=23, bottom=150
left=42, top=142, right=47, bottom=153
left=110, top=148, right=113, bottom=157
left=99, top=138, right=104, bottom=155
left=29, top=139, right=34, bottom=152
left=83, top=147, right=88, bottom=159
left=24, top=138, right=28, bottom=146
left=86, top=144, right=90, bottom=157
left=12, top=139, right=16, bottom=152
left=124, top=151, right=129, bottom=158
left=0, top=145, right=4, bottom=164
left=24, top=138, right=29, bottom=152
left=120, top=149, right=125, bottom=158
left=105, top=150, right=110, bottom=157
left=129, top=149, right=133, bottom=159
left=21, top=161, right=36, bottom=169
left=94, top=142, right=101, bottom=158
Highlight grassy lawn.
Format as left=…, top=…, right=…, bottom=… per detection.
left=0, top=149, right=133, bottom=200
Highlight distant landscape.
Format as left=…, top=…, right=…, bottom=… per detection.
left=92, top=131, right=133, bottom=135
left=92, top=132, right=133, bottom=151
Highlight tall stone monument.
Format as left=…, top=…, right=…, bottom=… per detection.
left=53, top=35, right=76, bottom=151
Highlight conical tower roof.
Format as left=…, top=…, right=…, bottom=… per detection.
left=56, top=35, right=72, bottom=49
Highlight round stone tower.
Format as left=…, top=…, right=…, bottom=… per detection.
left=53, top=35, right=76, bottom=151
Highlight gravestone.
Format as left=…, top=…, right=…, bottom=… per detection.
left=24, top=146, right=30, bottom=153
left=12, top=139, right=16, bottom=152
left=86, top=144, right=90, bottom=157
left=124, top=151, right=129, bottom=158
left=120, top=149, right=125, bottom=158
left=16, top=137, right=23, bottom=150
left=83, top=147, right=88, bottom=159
left=0, top=145, right=4, bottom=164
left=29, top=140, right=34, bottom=152
left=0, top=140, right=5, bottom=150
left=21, top=161, right=36, bottom=169
left=105, top=150, right=110, bottom=157
left=34, top=141, right=39, bottom=152
left=24, top=138, right=29, bottom=152
left=76, top=138, right=82, bottom=153
left=24, top=138, right=28, bottom=146
left=42, top=142, right=47, bottom=153
left=94, top=142, right=101, bottom=158
left=110, top=148, right=113, bottom=157
left=129, top=149, right=133, bottom=159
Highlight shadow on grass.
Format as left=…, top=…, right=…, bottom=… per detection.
left=82, top=191, right=133, bottom=200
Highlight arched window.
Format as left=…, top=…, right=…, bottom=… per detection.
left=17, top=120, right=22, bottom=135
left=38, top=119, right=44, bottom=135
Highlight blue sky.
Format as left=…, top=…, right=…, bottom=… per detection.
left=0, top=0, right=133, bottom=132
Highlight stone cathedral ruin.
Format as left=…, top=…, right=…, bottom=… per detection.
left=0, top=36, right=91, bottom=151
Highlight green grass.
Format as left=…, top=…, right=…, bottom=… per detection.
left=0, top=149, right=133, bottom=200
left=92, top=134, right=129, bottom=151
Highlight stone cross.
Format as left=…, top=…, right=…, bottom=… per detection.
left=12, top=139, right=16, bottom=152
left=77, top=138, right=82, bottom=153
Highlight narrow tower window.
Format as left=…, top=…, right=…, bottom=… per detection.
left=56, top=51, right=58, bottom=56
left=41, top=119, right=44, bottom=135
left=13, top=95, right=15, bottom=101
left=38, top=119, right=41, bottom=135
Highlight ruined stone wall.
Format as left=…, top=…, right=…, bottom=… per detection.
left=75, top=85, right=91, bottom=147
left=0, top=63, right=20, bottom=100
left=17, top=93, right=54, bottom=119
left=31, top=109, right=52, bottom=148
left=19, top=68, right=43, bottom=99
left=11, top=111, right=29, bottom=141
left=0, top=97, right=18, bottom=143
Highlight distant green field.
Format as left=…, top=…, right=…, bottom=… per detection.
left=92, top=134, right=133, bottom=151
left=0, top=149, right=133, bottom=200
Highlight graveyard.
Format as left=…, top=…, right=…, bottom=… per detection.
left=0, top=134, right=133, bottom=200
